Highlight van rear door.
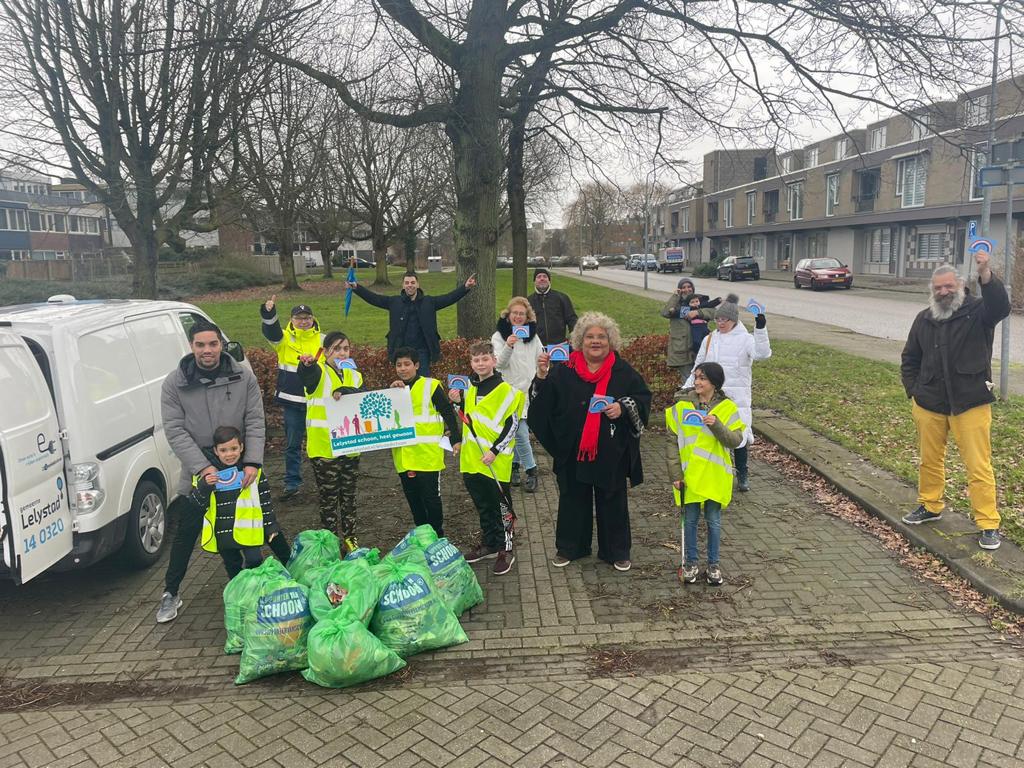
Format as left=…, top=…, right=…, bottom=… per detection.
left=0, top=330, right=73, bottom=583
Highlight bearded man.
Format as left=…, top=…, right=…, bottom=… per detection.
left=900, top=250, right=1011, bottom=549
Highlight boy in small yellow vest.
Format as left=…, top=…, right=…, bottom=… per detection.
left=449, top=341, right=525, bottom=576
left=666, top=362, right=745, bottom=587
left=192, top=426, right=290, bottom=579
left=298, top=331, right=363, bottom=554
left=388, top=346, right=463, bottom=536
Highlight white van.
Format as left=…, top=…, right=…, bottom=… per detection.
left=0, top=297, right=245, bottom=584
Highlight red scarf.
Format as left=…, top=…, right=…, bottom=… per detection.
left=570, top=349, right=616, bottom=462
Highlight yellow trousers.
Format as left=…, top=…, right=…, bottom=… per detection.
left=912, top=400, right=999, bottom=530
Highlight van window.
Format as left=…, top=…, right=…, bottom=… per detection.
left=76, top=325, right=142, bottom=404
left=0, top=345, right=50, bottom=430
left=126, top=314, right=188, bottom=381
left=178, top=312, right=207, bottom=339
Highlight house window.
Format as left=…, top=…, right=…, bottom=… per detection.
left=854, top=168, right=881, bottom=212
left=970, top=146, right=986, bottom=201
left=724, top=198, right=734, bottom=228
left=911, top=115, right=931, bottom=141
left=805, top=148, right=819, bottom=167
left=707, top=201, right=719, bottom=228
left=85, top=217, right=99, bottom=234
left=68, top=215, right=80, bottom=232
left=781, top=156, right=793, bottom=174
left=746, top=191, right=756, bottom=225
left=787, top=182, right=804, bottom=221
left=29, top=211, right=42, bottom=231
left=670, top=211, right=679, bottom=231
left=965, top=95, right=989, bottom=126
left=52, top=214, right=65, bottom=232
left=869, top=126, right=887, bottom=152
left=826, top=173, right=840, bottom=216
left=836, top=138, right=849, bottom=160
left=2, top=208, right=27, bottom=230
left=896, top=155, right=927, bottom=208
left=917, top=232, right=944, bottom=261
left=681, top=207, right=690, bottom=232
left=868, top=228, right=893, bottom=264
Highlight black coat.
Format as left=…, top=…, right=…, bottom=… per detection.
left=901, top=275, right=1011, bottom=415
left=528, top=289, right=578, bottom=345
left=353, top=284, right=470, bottom=361
left=529, top=355, right=651, bottom=489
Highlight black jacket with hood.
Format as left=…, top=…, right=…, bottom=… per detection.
left=353, top=283, right=470, bottom=361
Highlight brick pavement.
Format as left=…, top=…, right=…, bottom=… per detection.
left=2, top=440, right=1023, bottom=767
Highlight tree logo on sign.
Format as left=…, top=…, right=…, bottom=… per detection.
left=360, top=392, right=393, bottom=431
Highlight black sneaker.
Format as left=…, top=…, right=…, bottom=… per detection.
left=902, top=505, right=942, bottom=525
left=280, top=487, right=300, bottom=501
left=510, top=464, right=521, bottom=487
left=706, top=564, right=723, bottom=586
left=979, top=530, right=1001, bottom=550
left=524, top=468, right=539, bottom=493
left=737, top=472, right=749, bottom=492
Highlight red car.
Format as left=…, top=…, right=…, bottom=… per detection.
left=793, top=257, right=853, bottom=290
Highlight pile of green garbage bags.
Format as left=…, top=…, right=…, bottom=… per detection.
left=223, top=526, right=484, bottom=688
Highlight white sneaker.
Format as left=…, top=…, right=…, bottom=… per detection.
left=156, top=592, right=182, bottom=623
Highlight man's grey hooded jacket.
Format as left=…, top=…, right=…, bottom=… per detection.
left=161, top=353, right=266, bottom=495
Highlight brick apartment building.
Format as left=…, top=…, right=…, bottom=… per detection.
left=0, top=174, right=109, bottom=262
left=654, top=76, right=1024, bottom=279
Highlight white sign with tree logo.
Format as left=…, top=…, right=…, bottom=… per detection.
left=323, top=387, right=419, bottom=455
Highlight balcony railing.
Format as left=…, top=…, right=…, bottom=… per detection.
left=854, top=196, right=876, bottom=213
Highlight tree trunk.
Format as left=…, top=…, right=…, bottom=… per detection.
left=130, top=228, right=160, bottom=299
left=278, top=231, right=299, bottom=290
left=404, top=229, right=417, bottom=271
left=373, top=237, right=390, bottom=285
left=321, top=242, right=334, bottom=279
left=507, top=116, right=529, bottom=298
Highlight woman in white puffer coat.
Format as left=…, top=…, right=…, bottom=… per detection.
left=683, top=293, right=771, bottom=491
left=491, top=296, right=545, bottom=492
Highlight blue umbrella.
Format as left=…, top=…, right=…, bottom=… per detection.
left=344, top=256, right=356, bottom=316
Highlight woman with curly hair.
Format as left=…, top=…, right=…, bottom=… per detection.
left=529, top=312, right=651, bottom=572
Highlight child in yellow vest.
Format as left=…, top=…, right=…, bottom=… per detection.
left=297, top=331, right=363, bottom=554
left=191, top=426, right=290, bottom=580
left=388, top=346, right=462, bottom=536
left=449, top=341, right=524, bottom=576
left=665, top=362, right=745, bottom=586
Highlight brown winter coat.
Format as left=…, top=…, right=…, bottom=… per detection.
left=661, top=293, right=715, bottom=369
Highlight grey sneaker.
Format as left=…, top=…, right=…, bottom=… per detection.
left=679, top=563, right=699, bottom=584
left=979, top=530, right=1001, bottom=550
left=524, top=468, right=539, bottom=493
left=902, top=505, right=942, bottom=525
left=156, top=592, right=182, bottom=623
left=552, top=553, right=571, bottom=567
left=706, top=564, right=723, bottom=586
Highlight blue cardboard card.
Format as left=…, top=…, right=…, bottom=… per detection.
left=336, top=358, right=358, bottom=370
left=588, top=395, right=616, bottom=414
left=447, top=374, right=471, bottom=391
left=214, top=467, right=243, bottom=491
left=547, top=343, right=570, bottom=362
left=512, top=325, right=530, bottom=338
left=745, top=298, right=766, bottom=316
left=681, top=408, right=707, bottom=427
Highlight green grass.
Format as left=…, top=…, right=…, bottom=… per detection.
left=196, top=268, right=668, bottom=350
left=754, top=340, right=1024, bottom=548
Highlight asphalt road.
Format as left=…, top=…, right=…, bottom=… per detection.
left=563, top=266, right=1024, bottom=365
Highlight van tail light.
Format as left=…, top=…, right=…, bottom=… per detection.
left=72, top=462, right=105, bottom=512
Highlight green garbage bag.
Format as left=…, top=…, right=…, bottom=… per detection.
left=389, top=525, right=439, bottom=557
left=287, top=530, right=341, bottom=586
left=235, top=577, right=312, bottom=685
left=421, top=538, right=484, bottom=616
left=223, top=557, right=290, bottom=654
left=307, top=558, right=382, bottom=625
left=344, top=547, right=381, bottom=565
left=370, top=558, right=468, bottom=658
left=302, top=608, right=406, bottom=689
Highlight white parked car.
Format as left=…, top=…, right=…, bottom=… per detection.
left=0, top=296, right=245, bottom=584
left=581, top=256, right=599, bottom=270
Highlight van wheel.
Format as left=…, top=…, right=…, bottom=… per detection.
left=120, top=480, right=167, bottom=569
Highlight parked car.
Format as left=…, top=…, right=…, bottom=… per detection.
left=716, top=255, right=760, bottom=281
left=496, top=257, right=513, bottom=269
left=0, top=297, right=246, bottom=584
left=657, top=248, right=685, bottom=273
left=624, top=254, right=639, bottom=269
left=793, top=257, right=853, bottom=290
left=304, top=254, right=319, bottom=268
left=581, top=256, right=599, bottom=271
left=627, top=253, right=658, bottom=271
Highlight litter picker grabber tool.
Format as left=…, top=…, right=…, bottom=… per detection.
left=674, top=483, right=685, bottom=581
left=458, top=407, right=516, bottom=551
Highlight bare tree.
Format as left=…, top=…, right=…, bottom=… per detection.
left=0, top=0, right=281, bottom=297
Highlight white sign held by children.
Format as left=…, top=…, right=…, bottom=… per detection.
left=324, top=387, right=419, bottom=455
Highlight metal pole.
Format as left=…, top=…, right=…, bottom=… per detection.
left=643, top=211, right=649, bottom=290
left=1000, top=176, right=1013, bottom=401
left=976, top=2, right=1003, bottom=282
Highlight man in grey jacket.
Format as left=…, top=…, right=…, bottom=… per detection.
left=156, top=318, right=266, bottom=623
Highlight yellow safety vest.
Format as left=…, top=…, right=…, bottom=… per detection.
left=269, top=323, right=323, bottom=405
left=306, top=362, right=364, bottom=458
left=665, top=398, right=745, bottom=508
left=392, top=377, right=446, bottom=473
left=460, top=381, right=524, bottom=482
left=198, top=470, right=265, bottom=553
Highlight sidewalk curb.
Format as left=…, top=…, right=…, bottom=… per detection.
left=753, top=408, right=1024, bottom=616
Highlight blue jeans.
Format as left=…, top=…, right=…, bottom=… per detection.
left=282, top=403, right=306, bottom=490
left=683, top=500, right=722, bottom=565
left=513, top=417, right=536, bottom=470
